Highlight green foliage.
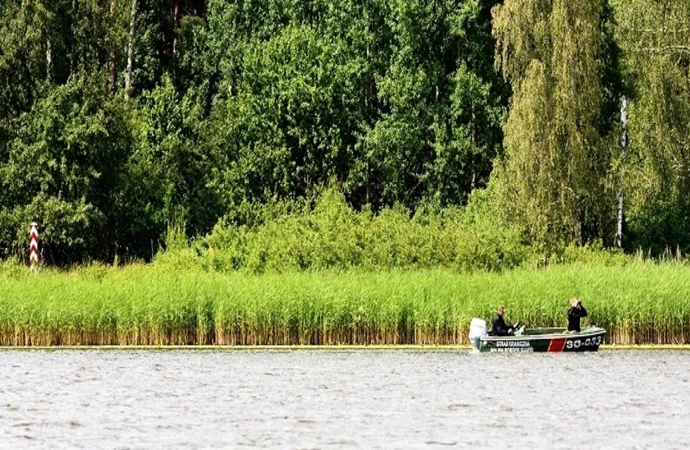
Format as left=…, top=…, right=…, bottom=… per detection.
left=492, top=0, right=622, bottom=248
left=0, top=76, right=135, bottom=263
left=0, top=263, right=688, bottom=345
left=453, top=186, right=532, bottom=271
left=156, top=185, right=530, bottom=273
left=135, top=75, right=219, bottom=235
left=1, top=0, right=690, bottom=264
left=204, top=0, right=506, bottom=216
left=612, top=0, right=690, bottom=254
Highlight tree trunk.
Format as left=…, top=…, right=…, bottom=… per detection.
left=46, top=38, right=52, bottom=81
left=124, top=0, right=137, bottom=102
left=172, top=0, right=180, bottom=57
left=171, top=0, right=180, bottom=82
left=108, top=0, right=118, bottom=93
left=616, top=96, right=628, bottom=249
left=71, top=0, right=79, bottom=71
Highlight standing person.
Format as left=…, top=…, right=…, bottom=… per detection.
left=492, top=306, right=515, bottom=336
left=567, top=298, right=588, bottom=333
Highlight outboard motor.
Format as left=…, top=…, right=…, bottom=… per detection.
left=469, top=318, right=487, bottom=353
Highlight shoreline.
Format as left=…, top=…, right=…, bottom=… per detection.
left=0, top=344, right=688, bottom=350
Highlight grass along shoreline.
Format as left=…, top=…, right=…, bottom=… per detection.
left=0, top=345, right=689, bottom=350
left=0, top=263, right=689, bottom=346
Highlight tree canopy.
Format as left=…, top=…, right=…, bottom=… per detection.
left=0, top=0, right=687, bottom=264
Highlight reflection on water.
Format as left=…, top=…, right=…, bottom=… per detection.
left=0, top=349, right=688, bottom=449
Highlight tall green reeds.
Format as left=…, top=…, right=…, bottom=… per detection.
left=0, top=262, right=688, bottom=346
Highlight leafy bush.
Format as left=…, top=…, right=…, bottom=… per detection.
left=157, top=186, right=532, bottom=273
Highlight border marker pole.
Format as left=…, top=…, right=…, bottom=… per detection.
left=29, top=222, right=39, bottom=271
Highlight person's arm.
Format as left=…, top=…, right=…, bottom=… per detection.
left=578, top=304, right=588, bottom=318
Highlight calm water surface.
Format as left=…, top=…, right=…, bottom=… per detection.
left=0, top=349, right=688, bottom=449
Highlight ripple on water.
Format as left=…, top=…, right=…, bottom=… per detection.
left=0, top=349, right=687, bottom=449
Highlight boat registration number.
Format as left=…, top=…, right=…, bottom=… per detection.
left=566, top=336, right=603, bottom=349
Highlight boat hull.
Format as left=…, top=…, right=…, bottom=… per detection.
left=479, top=326, right=606, bottom=353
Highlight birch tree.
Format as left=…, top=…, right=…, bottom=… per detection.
left=612, top=0, right=690, bottom=253
left=492, top=0, right=621, bottom=248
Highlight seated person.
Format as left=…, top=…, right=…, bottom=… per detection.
left=567, top=298, right=588, bottom=333
left=492, top=306, right=515, bottom=336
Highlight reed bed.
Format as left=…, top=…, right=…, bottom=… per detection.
left=0, top=263, right=688, bottom=346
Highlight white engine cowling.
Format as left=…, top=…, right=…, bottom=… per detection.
left=469, top=318, right=487, bottom=353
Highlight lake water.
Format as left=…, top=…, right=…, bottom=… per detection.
left=0, top=349, right=687, bottom=449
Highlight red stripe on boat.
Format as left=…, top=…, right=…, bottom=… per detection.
left=548, top=338, right=566, bottom=352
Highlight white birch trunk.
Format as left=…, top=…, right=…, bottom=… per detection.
left=616, top=96, right=628, bottom=248
left=124, top=0, right=137, bottom=102
left=108, top=0, right=117, bottom=93
left=46, top=39, right=52, bottom=81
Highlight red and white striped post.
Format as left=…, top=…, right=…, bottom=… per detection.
left=29, top=222, right=39, bottom=271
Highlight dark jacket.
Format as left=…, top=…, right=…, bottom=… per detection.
left=492, top=314, right=513, bottom=336
left=567, top=304, right=588, bottom=332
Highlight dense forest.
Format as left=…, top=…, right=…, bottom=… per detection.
left=0, top=0, right=689, bottom=266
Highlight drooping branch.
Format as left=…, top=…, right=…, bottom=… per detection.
left=631, top=45, right=690, bottom=54
left=619, top=28, right=690, bottom=34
